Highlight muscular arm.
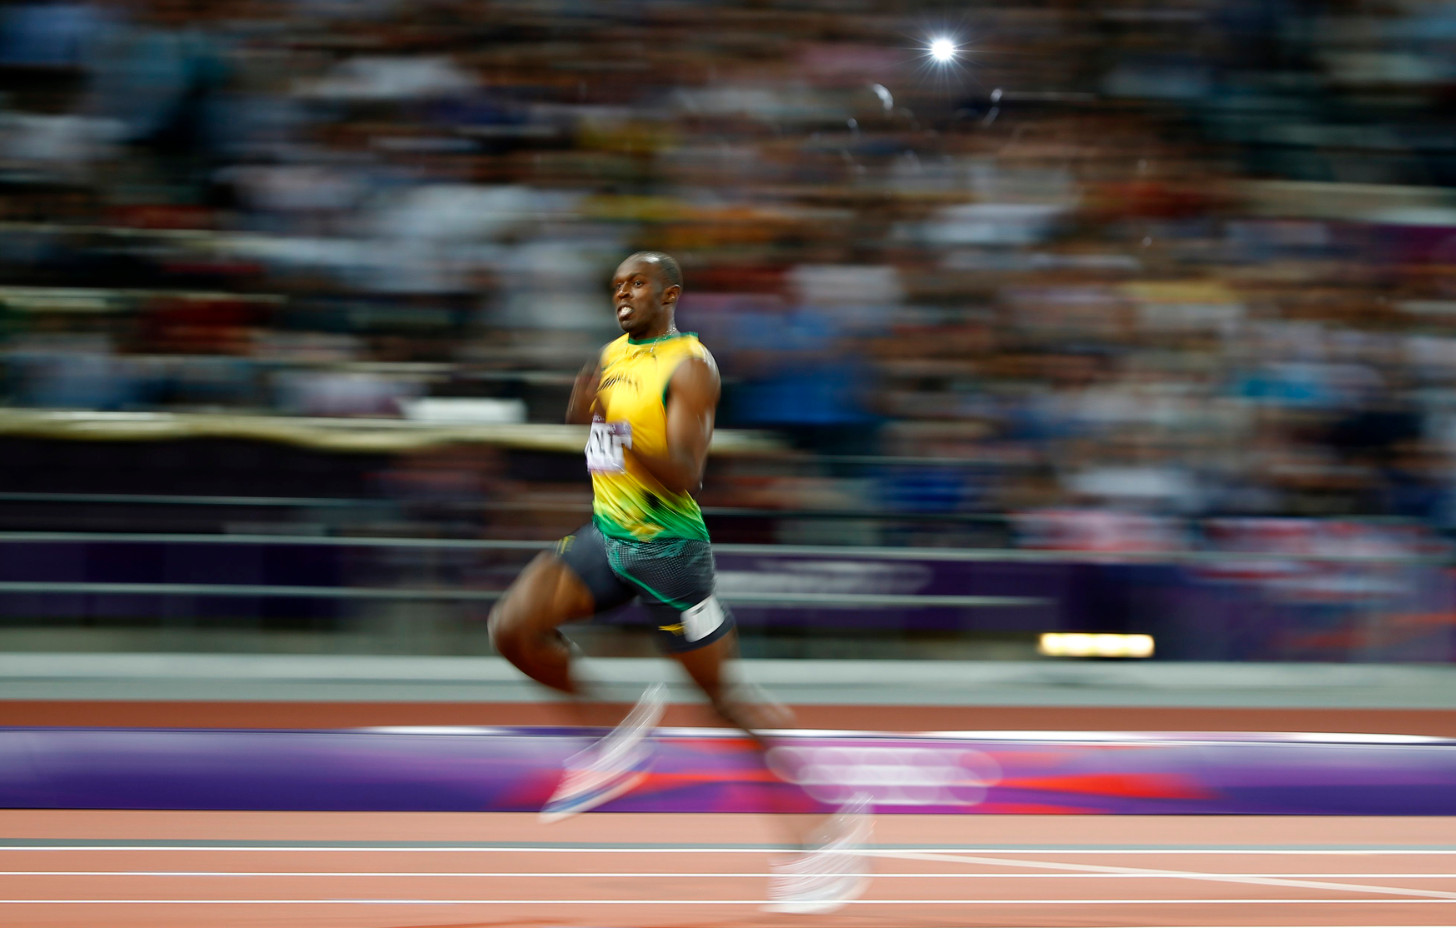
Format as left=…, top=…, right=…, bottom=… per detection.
left=631, top=356, right=720, bottom=495
left=564, top=354, right=602, bottom=425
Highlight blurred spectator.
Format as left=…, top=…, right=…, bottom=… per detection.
left=726, top=300, right=880, bottom=455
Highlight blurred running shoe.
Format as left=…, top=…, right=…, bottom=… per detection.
left=539, top=682, right=666, bottom=823
left=764, top=793, right=874, bottom=914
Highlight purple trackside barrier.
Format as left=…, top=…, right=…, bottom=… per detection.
left=3, top=727, right=1455, bottom=815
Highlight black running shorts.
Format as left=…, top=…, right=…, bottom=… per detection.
left=555, top=521, right=735, bottom=653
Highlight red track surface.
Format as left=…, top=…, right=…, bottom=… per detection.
left=5, top=811, right=1456, bottom=928
left=12, top=701, right=1456, bottom=736
left=4, top=701, right=1455, bottom=927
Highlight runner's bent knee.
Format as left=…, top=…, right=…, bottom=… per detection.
left=486, top=600, right=531, bottom=662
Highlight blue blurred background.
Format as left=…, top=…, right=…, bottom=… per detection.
left=2, top=0, right=1456, bottom=665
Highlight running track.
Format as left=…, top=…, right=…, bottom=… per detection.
left=5, top=700, right=1456, bottom=927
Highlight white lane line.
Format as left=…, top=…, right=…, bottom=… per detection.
left=6, top=845, right=1456, bottom=855
left=881, top=851, right=1456, bottom=901
left=0, top=897, right=1455, bottom=905
left=1, top=870, right=1455, bottom=880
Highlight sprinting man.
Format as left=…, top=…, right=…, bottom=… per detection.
left=487, top=251, right=869, bottom=913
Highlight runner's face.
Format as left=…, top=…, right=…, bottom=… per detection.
left=611, top=259, right=676, bottom=337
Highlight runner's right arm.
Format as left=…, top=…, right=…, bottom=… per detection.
left=565, top=354, right=602, bottom=424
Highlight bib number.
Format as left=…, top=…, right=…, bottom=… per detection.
left=586, top=419, right=631, bottom=473
left=682, top=595, right=727, bottom=642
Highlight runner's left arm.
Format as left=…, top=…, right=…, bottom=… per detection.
left=630, top=356, right=719, bottom=495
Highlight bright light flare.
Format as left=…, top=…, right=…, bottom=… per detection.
left=928, top=37, right=958, bottom=63
left=1039, top=632, right=1156, bottom=659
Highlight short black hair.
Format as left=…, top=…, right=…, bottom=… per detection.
left=625, top=251, right=682, bottom=289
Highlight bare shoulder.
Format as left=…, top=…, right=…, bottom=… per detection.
left=668, top=349, right=721, bottom=406
left=691, top=342, right=720, bottom=379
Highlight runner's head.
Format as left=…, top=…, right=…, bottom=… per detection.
left=612, top=252, right=682, bottom=338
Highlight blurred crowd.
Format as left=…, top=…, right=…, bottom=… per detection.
left=4, top=0, right=1456, bottom=545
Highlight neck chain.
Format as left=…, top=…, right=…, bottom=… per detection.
left=638, top=325, right=678, bottom=357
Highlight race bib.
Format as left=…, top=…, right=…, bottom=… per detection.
left=586, top=419, right=631, bottom=473
left=682, top=595, right=727, bottom=642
